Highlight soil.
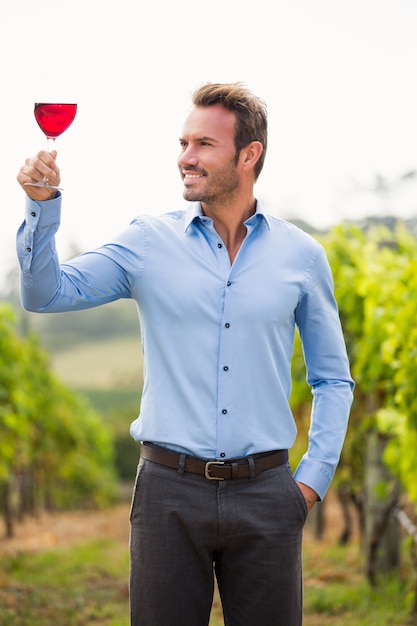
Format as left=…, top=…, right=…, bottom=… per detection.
left=0, top=488, right=358, bottom=558
left=0, top=502, right=132, bottom=557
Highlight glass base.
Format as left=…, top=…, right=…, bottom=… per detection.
left=24, top=181, right=63, bottom=191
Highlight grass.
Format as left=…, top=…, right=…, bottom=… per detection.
left=302, top=540, right=416, bottom=625
left=50, top=335, right=143, bottom=391
left=1, top=529, right=416, bottom=625
left=0, top=540, right=130, bottom=626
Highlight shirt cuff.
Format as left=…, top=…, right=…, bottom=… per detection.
left=293, top=457, right=336, bottom=502
left=24, top=191, right=62, bottom=227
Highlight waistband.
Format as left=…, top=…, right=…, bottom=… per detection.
left=141, top=443, right=288, bottom=480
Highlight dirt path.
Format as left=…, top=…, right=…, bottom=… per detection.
left=0, top=502, right=132, bottom=557
left=0, top=489, right=357, bottom=558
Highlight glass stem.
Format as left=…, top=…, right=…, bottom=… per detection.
left=43, top=137, right=56, bottom=184
left=47, top=137, right=56, bottom=153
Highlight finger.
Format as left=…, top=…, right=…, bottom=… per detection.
left=29, top=153, right=60, bottom=183
left=17, top=153, right=61, bottom=200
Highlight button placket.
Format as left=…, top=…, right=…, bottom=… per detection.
left=215, top=268, right=236, bottom=457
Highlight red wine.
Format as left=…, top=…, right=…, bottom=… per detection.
left=34, top=103, right=77, bottom=138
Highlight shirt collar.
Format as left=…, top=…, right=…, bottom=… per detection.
left=184, top=200, right=271, bottom=232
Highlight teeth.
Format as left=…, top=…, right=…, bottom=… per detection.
left=184, top=174, right=202, bottom=178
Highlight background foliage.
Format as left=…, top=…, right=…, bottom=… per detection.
left=290, top=222, right=417, bottom=515
left=0, top=304, right=117, bottom=534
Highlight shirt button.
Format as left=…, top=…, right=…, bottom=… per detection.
left=223, top=366, right=229, bottom=371
left=222, top=409, right=228, bottom=415
left=220, top=452, right=226, bottom=458
left=31, top=211, right=36, bottom=217
left=225, top=323, right=230, bottom=328
left=227, top=281, right=231, bottom=286
left=26, top=247, right=32, bottom=253
left=217, top=243, right=222, bottom=248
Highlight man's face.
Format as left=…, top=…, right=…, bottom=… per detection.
left=178, top=104, right=241, bottom=206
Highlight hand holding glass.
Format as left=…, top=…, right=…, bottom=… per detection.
left=24, top=101, right=77, bottom=190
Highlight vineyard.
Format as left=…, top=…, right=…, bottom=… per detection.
left=323, top=222, right=417, bottom=513
left=2, top=221, right=417, bottom=618
left=293, top=222, right=417, bottom=605
left=0, top=305, right=118, bottom=537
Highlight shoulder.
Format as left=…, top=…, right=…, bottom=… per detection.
left=266, top=214, right=322, bottom=252
left=263, top=214, right=332, bottom=285
left=129, top=209, right=188, bottom=231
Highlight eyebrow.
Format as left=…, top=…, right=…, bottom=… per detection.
left=179, top=135, right=219, bottom=143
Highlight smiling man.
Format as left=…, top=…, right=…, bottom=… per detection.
left=16, top=82, right=354, bottom=626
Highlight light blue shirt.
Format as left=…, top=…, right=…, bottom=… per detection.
left=17, top=195, right=354, bottom=499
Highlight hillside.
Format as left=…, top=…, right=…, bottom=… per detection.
left=16, top=299, right=143, bottom=391
left=49, top=334, right=143, bottom=390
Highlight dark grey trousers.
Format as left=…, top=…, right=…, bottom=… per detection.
left=129, top=456, right=308, bottom=626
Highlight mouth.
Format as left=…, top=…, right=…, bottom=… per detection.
left=182, top=169, right=205, bottom=184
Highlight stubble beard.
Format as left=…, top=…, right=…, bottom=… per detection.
left=182, top=158, right=240, bottom=206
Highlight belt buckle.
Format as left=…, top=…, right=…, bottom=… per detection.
left=204, top=461, right=225, bottom=480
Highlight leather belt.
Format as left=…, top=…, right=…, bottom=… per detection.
left=141, top=443, right=288, bottom=480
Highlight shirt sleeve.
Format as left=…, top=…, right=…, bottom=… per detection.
left=293, top=244, right=354, bottom=500
left=17, top=195, right=137, bottom=313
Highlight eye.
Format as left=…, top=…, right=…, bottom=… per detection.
left=179, top=140, right=188, bottom=150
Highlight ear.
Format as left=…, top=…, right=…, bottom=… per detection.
left=240, top=141, right=263, bottom=173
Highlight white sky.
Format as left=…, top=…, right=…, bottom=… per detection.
left=1, top=0, right=417, bottom=290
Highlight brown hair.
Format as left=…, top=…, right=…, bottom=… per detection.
left=191, top=82, right=267, bottom=180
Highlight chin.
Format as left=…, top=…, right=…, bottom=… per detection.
left=183, top=189, right=201, bottom=202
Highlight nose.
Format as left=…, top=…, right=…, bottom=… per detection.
left=178, top=144, right=198, bottom=168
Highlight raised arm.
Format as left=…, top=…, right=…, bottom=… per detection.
left=16, top=150, right=134, bottom=313
left=16, top=150, right=61, bottom=201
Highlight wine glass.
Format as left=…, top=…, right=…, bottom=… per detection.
left=24, top=85, right=77, bottom=190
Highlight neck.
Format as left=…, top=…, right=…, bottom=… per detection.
left=202, top=196, right=257, bottom=263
